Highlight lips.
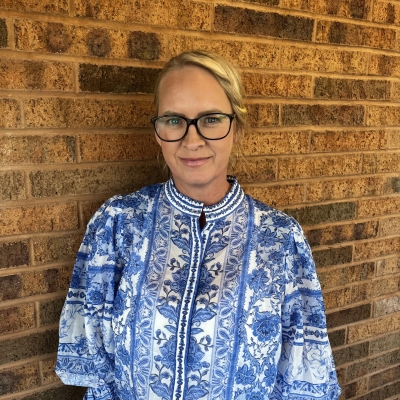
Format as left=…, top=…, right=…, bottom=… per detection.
left=179, top=157, right=210, bottom=167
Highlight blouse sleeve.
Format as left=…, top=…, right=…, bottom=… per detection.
left=56, top=198, right=122, bottom=399
left=272, top=220, right=341, bottom=399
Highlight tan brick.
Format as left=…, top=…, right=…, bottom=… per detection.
left=323, top=287, right=352, bottom=309
left=370, top=331, right=400, bottom=355
left=33, top=233, right=82, bottom=264
left=230, top=157, right=276, bottom=183
left=74, top=0, right=211, bottom=30
left=245, top=104, right=280, bottom=128
left=354, top=237, right=400, bottom=261
left=278, top=154, right=362, bottom=179
left=24, top=98, right=153, bottom=128
left=0, top=171, right=26, bottom=201
left=281, top=46, right=368, bottom=74
left=377, top=257, right=400, bottom=276
left=242, top=73, right=312, bottom=98
left=244, top=184, right=305, bottom=207
left=0, top=59, right=73, bottom=91
left=368, top=106, right=400, bottom=126
left=363, top=152, right=400, bottom=173
left=281, top=0, right=371, bottom=19
left=316, top=20, right=397, bottom=51
left=0, top=303, right=35, bottom=334
left=388, top=130, right=400, bottom=148
left=80, top=133, right=158, bottom=162
left=169, top=35, right=280, bottom=69
left=383, top=175, right=400, bottom=196
left=1, top=0, right=68, bottom=13
left=352, top=276, right=400, bottom=302
left=0, top=363, right=40, bottom=396
left=0, top=203, right=78, bottom=236
left=306, top=221, right=378, bottom=247
left=81, top=199, right=108, bottom=226
left=375, top=295, right=400, bottom=317
left=318, top=262, right=374, bottom=290
left=373, top=1, right=400, bottom=25
left=381, top=216, right=400, bottom=237
left=370, top=54, right=400, bottom=77
left=0, top=19, right=7, bottom=48
left=0, top=241, right=30, bottom=269
left=241, top=131, right=309, bottom=156
left=311, top=130, right=387, bottom=152
left=307, top=176, right=384, bottom=202
left=357, top=196, right=400, bottom=217
left=41, top=358, right=60, bottom=385
left=0, top=98, right=21, bottom=128
left=0, top=135, right=76, bottom=164
left=30, top=164, right=163, bottom=198
left=347, top=313, right=400, bottom=343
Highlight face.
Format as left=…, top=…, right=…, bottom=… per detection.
left=156, top=66, right=236, bottom=205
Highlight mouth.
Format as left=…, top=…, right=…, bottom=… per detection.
left=179, top=157, right=210, bottom=167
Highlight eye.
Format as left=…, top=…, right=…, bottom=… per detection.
left=202, top=114, right=224, bottom=125
left=165, top=116, right=183, bottom=126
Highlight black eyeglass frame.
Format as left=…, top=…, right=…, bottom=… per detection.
left=151, top=113, right=236, bottom=142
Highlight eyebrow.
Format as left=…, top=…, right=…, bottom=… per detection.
left=160, top=109, right=227, bottom=118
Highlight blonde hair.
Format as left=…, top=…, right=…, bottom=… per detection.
left=154, top=50, right=247, bottom=136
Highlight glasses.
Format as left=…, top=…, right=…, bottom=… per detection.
left=151, top=113, right=235, bottom=142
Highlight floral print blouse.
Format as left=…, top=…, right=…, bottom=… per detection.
left=56, top=177, right=341, bottom=400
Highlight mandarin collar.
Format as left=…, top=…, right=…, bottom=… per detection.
left=164, top=176, right=245, bottom=221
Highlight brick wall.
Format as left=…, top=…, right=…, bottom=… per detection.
left=0, top=0, right=399, bottom=399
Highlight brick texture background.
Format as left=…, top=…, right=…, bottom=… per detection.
left=0, top=0, right=400, bottom=399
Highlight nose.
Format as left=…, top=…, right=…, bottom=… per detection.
left=182, top=123, right=205, bottom=149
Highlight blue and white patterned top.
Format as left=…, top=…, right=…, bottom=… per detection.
left=56, top=177, right=341, bottom=400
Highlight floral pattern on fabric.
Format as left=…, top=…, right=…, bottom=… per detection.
left=56, top=177, right=341, bottom=400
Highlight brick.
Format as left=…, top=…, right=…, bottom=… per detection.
left=381, top=217, right=400, bottom=237
left=33, top=233, right=82, bottom=264
left=87, top=28, right=111, bottom=57
left=384, top=176, right=400, bottom=195
left=0, top=171, right=26, bottom=201
left=284, top=202, right=356, bottom=226
left=230, top=157, right=276, bottom=184
left=327, top=304, right=371, bottom=329
left=74, top=0, right=210, bottom=30
left=375, top=296, right=400, bottom=317
left=0, top=98, right=21, bottom=128
left=354, top=381, right=400, bottom=400
left=24, top=98, right=153, bottom=128
left=316, top=20, right=397, bottom=51
left=358, top=196, right=400, bottom=218
left=0, top=19, right=7, bottom=47
left=354, top=237, right=400, bottom=261
left=328, top=329, right=346, bottom=348
left=0, top=275, right=22, bottom=302
left=370, top=54, right=400, bottom=77
left=373, top=1, right=400, bottom=25
left=0, top=363, right=40, bottom=396
left=39, top=298, right=65, bottom=326
left=322, top=287, right=352, bottom=309
left=392, top=82, right=400, bottom=101
left=0, top=329, right=58, bottom=365
left=368, top=106, right=400, bottom=126
left=169, top=35, right=280, bottom=69
left=281, top=0, right=371, bottom=19
left=313, top=246, right=353, bottom=268
left=41, top=358, right=59, bottom=385
left=0, top=135, right=76, bottom=164
left=241, top=131, right=308, bottom=156
left=282, top=104, right=364, bottom=126
left=347, top=313, right=400, bottom=343
left=307, top=177, right=384, bottom=202
left=336, top=368, right=346, bottom=387
left=17, top=385, right=87, bottom=400
left=244, top=184, right=305, bottom=207
left=129, top=31, right=161, bottom=60
left=314, top=77, right=390, bottom=100
left=236, top=0, right=279, bottom=5
left=281, top=46, right=368, bottom=74
left=333, top=342, right=369, bottom=367
left=363, top=152, right=400, bottom=173
left=0, top=241, right=30, bottom=269
left=279, top=154, right=362, bottom=179
left=0, top=203, right=78, bottom=236
left=81, top=199, right=108, bottom=226
left=30, top=164, right=163, bottom=198
left=214, top=5, right=314, bottom=41
left=245, top=104, right=280, bottom=128
left=388, top=131, right=400, bottom=148
left=370, top=331, right=400, bottom=355
left=0, top=0, right=68, bottom=13
left=311, top=130, right=387, bottom=152
left=242, top=73, right=312, bottom=98
left=343, top=379, right=368, bottom=399
left=306, top=221, right=378, bottom=247
left=347, top=349, right=400, bottom=380
left=80, top=133, right=158, bottom=162
left=352, top=276, right=400, bottom=302
left=0, top=304, right=35, bottom=334
left=318, top=262, right=375, bottom=290
left=79, top=64, right=160, bottom=94
left=377, top=257, right=400, bottom=276
left=0, top=59, right=73, bottom=91
left=370, top=365, right=400, bottom=390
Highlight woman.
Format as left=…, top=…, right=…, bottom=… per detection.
left=56, top=51, right=341, bottom=399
